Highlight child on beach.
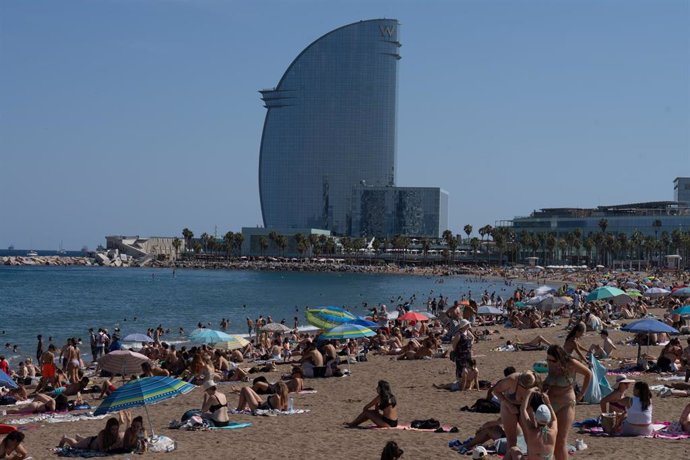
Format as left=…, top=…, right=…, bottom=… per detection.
left=462, top=358, right=479, bottom=390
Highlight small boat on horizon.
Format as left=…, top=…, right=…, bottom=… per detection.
left=27, top=250, right=38, bottom=256
left=7, top=244, right=14, bottom=251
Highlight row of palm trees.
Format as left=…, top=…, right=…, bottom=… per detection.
left=173, top=221, right=690, bottom=267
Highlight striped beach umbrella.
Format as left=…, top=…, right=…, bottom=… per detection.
left=318, top=323, right=376, bottom=341
left=215, top=335, right=250, bottom=350
left=98, top=350, right=151, bottom=376
left=94, top=376, right=195, bottom=435
left=305, top=306, right=356, bottom=329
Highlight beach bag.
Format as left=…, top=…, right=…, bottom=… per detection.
left=147, top=435, right=176, bottom=453
left=411, top=418, right=440, bottom=430
left=583, top=355, right=612, bottom=404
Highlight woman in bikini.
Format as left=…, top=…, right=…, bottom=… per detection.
left=236, top=380, right=288, bottom=412
left=345, top=380, right=398, bottom=428
left=59, top=417, right=122, bottom=452
left=493, top=370, right=540, bottom=451
left=563, top=323, right=587, bottom=362
left=543, top=345, right=591, bottom=460
left=5, top=393, right=68, bottom=414
left=599, top=375, right=634, bottom=414
left=201, top=380, right=230, bottom=427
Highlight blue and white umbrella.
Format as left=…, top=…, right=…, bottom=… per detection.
left=189, top=328, right=234, bottom=344
left=621, top=318, right=679, bottom=361
left=122, top=333, right=154, bottom=343
left=94, top=376, right=195, bottom=435
left=0, top=369, right=18, bottom=389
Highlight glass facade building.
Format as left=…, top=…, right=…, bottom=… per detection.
left=350, top=186, right=448, bottom=238
left=259, top=19, right=401, bottom=235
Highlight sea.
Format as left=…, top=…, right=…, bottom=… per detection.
left=0, top=265, right=537, bottom=365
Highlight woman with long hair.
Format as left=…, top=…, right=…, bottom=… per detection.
left=59, top=417, right=122, bottom=452
left=618, top=381, right=653, bottom=436
left=380, top=440, right=404, bottom=460
left=345, top=380, right=398, bottom=428
left=544, top=345, right=591, bottom=460
left=492, top=370, right=540, bottom=451
left=563, top=323, right=587, bottom=362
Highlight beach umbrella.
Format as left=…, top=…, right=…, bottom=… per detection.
left=671, top=287, right=690, bottom=298
left=586, top=286, right=631, bottom=305
left=535, top=296, right=572, bottom=312
left=672, top=305, right=690, bottom=316
left=305, top=306, right=356, bottom=329
left=514, top=301, right=528, bottom=309
left=644, top=287, right=670, bottom=298
left=94, top=376, right=195, bottom=436
left=621, top=319, right=679, bottom=361
left=525, top=295, right=549, bottom=306
left=398, top=311, right=429, bottom=322
left=98, top=350, right=151, bottom=376
left=215, top=335, right=250, bottom=350
left=0, top=369, right=18, bottom=389
left=347, top=317, right=381, bottom=329
left=189, top=328, right=235, bottom=344
left=624, top=281, right=639, bottom=288
left=318, top=323, right=376, bottom=341
left=535, top=285, right=556, bottom=296
left=477, top=306, right=503, bottom=315
left=122, top=333, right=154, bottom=343
left=261, top=322, right=291, bottom=333
left=626, top=289, right=642, bottom=298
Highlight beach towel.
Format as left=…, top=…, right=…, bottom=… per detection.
left=5, top=412, right=108, bottom=426
left=582, top=422, right=689, bottom=439
left=54, top=447, right=132, bottom=458
left=368, top=423, right=455, bottom=432
left=230, top=408, right=310, bottom=416
left=583, top=355, right=612, bottom=404
left=209, top=422, right=252, bottom=430
left=297, top=390, right=317, bottom=394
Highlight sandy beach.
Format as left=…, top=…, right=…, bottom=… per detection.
left=6, top=305, right=689, bottom=460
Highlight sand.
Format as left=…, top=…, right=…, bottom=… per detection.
left=7, top=309, right=690, bottom=459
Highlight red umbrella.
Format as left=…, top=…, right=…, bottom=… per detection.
left=398, top=311, right=429, bottom=322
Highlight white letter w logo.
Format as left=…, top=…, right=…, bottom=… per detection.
left=379, top=25, right=395, bottom=38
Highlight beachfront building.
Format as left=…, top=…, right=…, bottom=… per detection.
left=496, top=178, right=690, bottom=267
left=105, top=236, right=184, bottom=260
left=350, top=185, right=448, bottom=238
left=258, top=19, right=448, bottom=238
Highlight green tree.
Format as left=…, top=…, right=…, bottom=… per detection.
left=463, top=224, right=473, bottom=243
left=293, top=233, right=307, bottom=258
left=192, top=241, right=202, bottom=254
left=234, top=233, right=244, bottom=257
left=172, top=237, right=181, bottom=259
left=182, top=228, right=193, bottom=252
left=259, top=236, right=268, bottom=256
left=223, top=231, right=235, bottom=257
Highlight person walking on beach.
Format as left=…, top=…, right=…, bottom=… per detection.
left=36, top=335, right=43, bottom=362
left=451, top=319, right=474, bottom=385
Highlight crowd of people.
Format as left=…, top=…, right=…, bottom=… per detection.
left=1, top=269, right=690, bottom=459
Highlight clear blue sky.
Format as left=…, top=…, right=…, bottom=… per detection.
left=1, top=0, right=688, bottom=250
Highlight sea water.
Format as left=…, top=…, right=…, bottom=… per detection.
left=0, top=266, right=534, bottom=364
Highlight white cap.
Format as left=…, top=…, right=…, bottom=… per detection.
left=458, top=319, right=471, bottom=329
left=535, top=404, right=551, bottom=424
left=472, top=446, right=488, bottom=459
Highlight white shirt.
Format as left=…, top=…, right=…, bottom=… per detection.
left=626, top=396, right=652, bottom=425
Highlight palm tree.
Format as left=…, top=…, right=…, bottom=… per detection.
left=199, top=232, right=210, bottom=253
left=546, top=233, right=556, bottom=265
left=259, top=236, right=268, bottom=256
left=598, top=219, right=608, bottom=234
left=276, top=235, right=288, bottom=257
left=172, top=238, right=181, bottom=260
left=470, top=237, right=481, bottom=262
left=192, top=241, right=202, bottom=254
left=582, top=238, right=594, bottom=264
left=234, top=233, right=244, bottom=257
left=223, top=231, right=235, bottom=257
left=268, top=231, right=278, bottom=254
left=421, top=238, right=431, bottom=259
left=308, top=234, right=320, bottom=257
left=182, top=228, right=193, bottom=253
left=463, top=225, right=473, bottom=243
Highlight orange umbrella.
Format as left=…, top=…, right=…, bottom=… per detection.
left=398, top=311, right=429, bottom=322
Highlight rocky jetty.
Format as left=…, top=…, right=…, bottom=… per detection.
left=2, top=256, right=93, bottom=266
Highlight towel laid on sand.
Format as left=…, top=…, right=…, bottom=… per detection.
left=230, top=408, right=310, bottom=416
left=367, top=423, right=456, bottom=432
left=582, top=422, right=690, bottom=439
left=209, top=422, right=252, bottom=430
left=6, top=412, right=107, bottom=426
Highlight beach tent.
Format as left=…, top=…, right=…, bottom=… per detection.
left=583, top=355, right=612, bottom=404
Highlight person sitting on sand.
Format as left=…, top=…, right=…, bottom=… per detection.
left=345, top=380, right=398, bottom=428
left=53, top=376, right=89, bottom=397
left=505, top=389, right=557, bottom=460
left=0, top=431, right=29, bottom=460
left=5, top=393, right=68, bottom=414
left=121, top=412, right=147, bottom=453
left=300, top=341, right=326, bottom=378
left=380, top=440, right=403, bottom=460
left=679, top=401, right=690, bottom=434
left=140, top=361, right=170, bottom=378
left=236, top=380, right=288, bottom=412
left=59, top=417, right=123, bottom=452
left=97, top=379, right=119, bottom=400
left=616, top=381, right=653, bottom=436
left=655, top=338, right=683, bottom=372
left=462, top=358, right=480, bottom=390
left=201, top=380, right=230, bottom=427
left=588, top=329, right=616, bottom=360
left=600, top=375, right=635, bottom=414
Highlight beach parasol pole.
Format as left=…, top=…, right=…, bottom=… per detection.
left=143, top=402, right=156, bottom=438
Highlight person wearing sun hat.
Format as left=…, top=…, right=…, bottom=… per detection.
left=599, top=375, right=634, bottom=415
left=504, top=388, right=557, bottom=460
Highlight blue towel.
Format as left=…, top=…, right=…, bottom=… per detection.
left=210, top=422, right=252, bottom=430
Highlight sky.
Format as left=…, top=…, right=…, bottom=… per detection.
left=1, top=0, right=688, bottom=250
